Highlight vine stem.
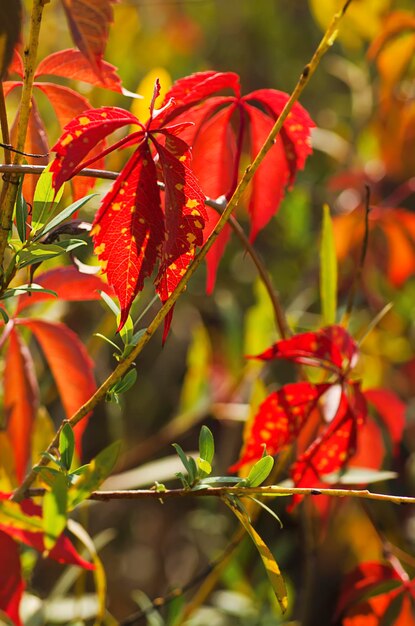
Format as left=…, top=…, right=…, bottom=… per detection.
left=0, top=0, right=48, bottom=279
left=11, top=0, right=352, bottom=503
left=25, top=485, right=415, bottom=505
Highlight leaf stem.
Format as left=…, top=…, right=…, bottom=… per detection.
left=0, top=0, right=47, bottom=280
left=11, top=0, right=353, bottom=503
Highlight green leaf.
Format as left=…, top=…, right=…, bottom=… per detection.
left=60, top=423, right=75, bottom=472
left=43, top=473, right=68, bottom=551
left=117, top=312, right=134, bottom=346
left=244, top=456, right=274, bottom=488
left=68, top=441, right=121, bottom=509
left=320, top=203, right=337, bottom=325
left=197, top=458, right=212, bottom=475
left=109, top=369, right=137, bottom=396
left=199, top=425, right=214, bottom=465
left=17, top=240, right=86, bottom=268
left=247, top=497, right=283, bottom=528
left=224, top=497, right=288, bottom=613
left=0, top=307, right=9, bottom=323
left=172, top=443, right=197, bottom=483
left=15, top=178, right=28, bottom=243
left=100, top=290, right=120, bottom=317
left=37, top=193, right=98, bottom=238
left=32, top=164, right=65, bottom=233
left=1, top=283, right=57, bottom=299
left=0, top=500, right=43, bottom=533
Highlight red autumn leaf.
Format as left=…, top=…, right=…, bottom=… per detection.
left=92, top=142, right=164, bottom=328
left=335, top=561, right=415, bottom=626
left=160, top=71, right=314, bottom=290
left=0, top=493, right=94, bottom=570
left=35, top=48, right=122, bottom=92
left=60, top=0, right=116, bottom=76
left=16, top=320, right=96, bottom=451
left=0, top=532, right=23, bottom=626
left=4, top=328, right=39, bottom=483
left=348, top=417, right=385, bottom=471
left=15, top=266, right=113, bottom=314
left=365, top=388, right=406, bottom=451
left=251, top=325, right=358, bottom=372
left=229, top=382, right=330, bottom=472
left=50, top=80, right=207, bottom=337
left=291, top=383, right=367, bottom=489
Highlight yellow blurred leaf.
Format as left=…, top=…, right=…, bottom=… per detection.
left=309, top=0, right=391, bottom=48
left=131, top=67, right=172, bottom=122
left=0, top=433, right=16, bottom=491
left=179, top=324, right=212, bottom=413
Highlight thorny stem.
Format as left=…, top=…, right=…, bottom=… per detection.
left=0, top=0, right=48, bottom=279
left=11, top=0, right=353, bottom=503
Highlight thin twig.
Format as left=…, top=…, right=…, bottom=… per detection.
left=0, top=0, right=47, bottom=278
left=11, top=0, right=353, bottom=503
left=25, top=485, right=415, bottom=505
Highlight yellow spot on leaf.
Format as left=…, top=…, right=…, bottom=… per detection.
left=61, top=134, right=73, bottom=147
left=186, top=199, right=199, bottom=209
left=79, top=116, right=90, bottom=125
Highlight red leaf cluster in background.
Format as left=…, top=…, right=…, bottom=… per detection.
left=1, top=267, right=113, bottom=482
left=336, top=561, right=415, bottom=625
left=159, top=71, right=315, bottom=291
left=50, top=80, right=207, bottom=339
left=4, top=49, right=123, bottom=200
left=230, top=325, right=405, bottom=507
left=0, top=492, right=93, bottom=626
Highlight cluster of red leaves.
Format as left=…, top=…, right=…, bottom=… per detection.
left=1, top=267, right=113, bottom=483
left=335, top=561, right=415, bottom=625
left=50, top=72, right=313, bottom=337
left=4, top=48, right=123, bottom=201
left=50, top=80, right=207, bottom=339
left=230, top=325, right=405, bottom=507
left=159, top=71, right=314, bottom=291
left=0, top=492, right=93, bottom=625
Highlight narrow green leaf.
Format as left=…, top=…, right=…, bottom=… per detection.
left=37, top=193, right=98, bottom=238
left=244, top=456, right=274, bottom=488
left=32, top=164, right=65, bottom=233
left=100, top=290, right=120, bottom=317
left=224, top=497, right=288, bottom=613
left=110, top=369, right=137, bottom=395
left=15, top=178, right=28, bottom=243
left=68, top=441, right=121, bottom=509
left=0, top=307, right=9, bottom=323
left=199, top=425, right=214, bottom=465
left=247, top=497, right=283, bottom=528
left=60, top=423, right=75, bottom=472
left=43, top=473, right=68, bottom=551
left=17, top=240, right=86, bottom=269
left=320, top=204, right=337, bottom=325
left=172, top=443, right=193, bottom=476
left=1, top=284, right=57, bottom=299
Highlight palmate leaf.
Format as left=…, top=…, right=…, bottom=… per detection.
left=230, top=382, right=330, bottom=472
left=51, top=81, right=207, bottom=339
left=60, top=0, right=116, bottom=77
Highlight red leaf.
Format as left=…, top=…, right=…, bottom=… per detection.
left=0, top=493, right=94, bottom=570
left=230, top=382, right=330, bottom=472
left=153, top=133, right=206, bottom=338
left=7, top=49, right=24, bottom=78
left=17, top=320, right=96, bottom=452
left=336, top=562, right=402, bottom=620
left=1, top=80, right=21, bottom=98
left=15, top=266, right=113, bottom=315
left=0, top=532, right=23, bottom=626
left=61, top=0, right=116, bottom=77
left=161, top=71, right=240, bottom=120
left=35, top=48, right=122, bottom=92
left=251, top=325, right=359, bottom=373
left=246, top=89, right=314, bottom=181
left=245, top=103, right=290, bottom=241
left=365, top=388, right=406, bottom=451
left=348, top=416, right=385, bottom=471
left=291, top=383, right=367, bottom=490
left=4, top=327, right=39, bottom=483
left=51, top=106, right=139, bottom=191
left=92, top=142, right=164, bottom=329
